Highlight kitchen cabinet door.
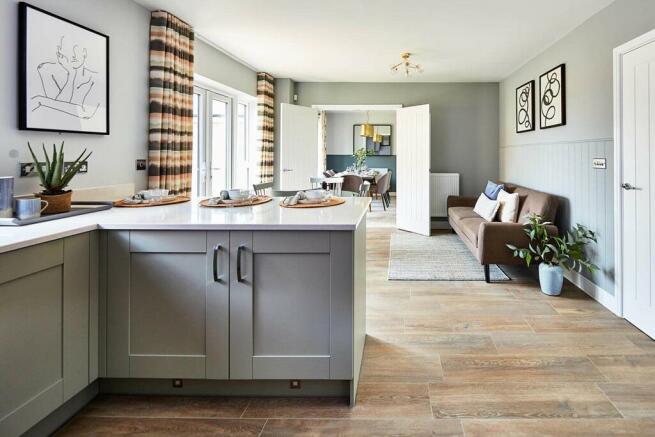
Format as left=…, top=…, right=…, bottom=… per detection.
left=106, top=231, right=229, bottom=379
left=230, top=231, right=354, bottom=380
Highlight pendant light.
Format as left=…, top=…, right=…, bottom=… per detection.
left=359, top=111, right=374, bottom=137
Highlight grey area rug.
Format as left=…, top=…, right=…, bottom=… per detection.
left=388, top=232, right=510, bottom=281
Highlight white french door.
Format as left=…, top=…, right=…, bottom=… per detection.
left=396, top=104, right=431, bottom=236
left=618, top=33, right=655, bottom=339
left=193, top=86, right=256, bottom=197
left=279, top=103, right=320, bottom=191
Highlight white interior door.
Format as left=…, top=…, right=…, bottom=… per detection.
left=279, top=103, right=319, bottom=191
left=620, top=37, right=655, bottom=339
left=396, top=104, right=431, bottom=236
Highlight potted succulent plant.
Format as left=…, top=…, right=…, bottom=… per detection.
left=27, top=141, right=92, bottom=214
left=507, top=213, right=598, bottom=296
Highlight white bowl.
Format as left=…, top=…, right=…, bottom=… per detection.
left=228, top=189, right=250, bottom=201
left=305, top=190, right=327, bottom=200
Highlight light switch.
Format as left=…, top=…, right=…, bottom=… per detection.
left=592, top=158, right=606, bottom=169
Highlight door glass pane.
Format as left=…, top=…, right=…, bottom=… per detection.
left=233, top=103, right=249, bottom=189
left=211, top=98, right=229, bottom=195
left=192, top=92, right=202, bottom=196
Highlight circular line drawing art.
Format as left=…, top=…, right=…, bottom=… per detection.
left=31, top=35, right=100, bottom=120
left=517, top=84, right=532, bottom=129
left=541, top=71, right=561, bottom=123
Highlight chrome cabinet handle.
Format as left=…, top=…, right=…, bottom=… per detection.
left=237, top=245, right=245, bottom=282
left=621, top=182, right=641, bottom=190
left=213, top=244, right=222, bottom=282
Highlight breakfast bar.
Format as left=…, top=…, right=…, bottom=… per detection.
left=0, top=198, right=368, bottom=436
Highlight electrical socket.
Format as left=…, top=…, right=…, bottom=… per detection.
left=172, top=379, right=183, bottom=388
left=20, top=161, right=88, bottom=177
left=136, top=159, right=147, bottom=171
left=289, top=380, right=301, bottom=389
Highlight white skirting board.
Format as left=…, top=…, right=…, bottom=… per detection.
left=563, top=269, right=619, bottom=316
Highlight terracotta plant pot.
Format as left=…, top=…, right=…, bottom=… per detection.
left=38, top=191, right=72, bottom=214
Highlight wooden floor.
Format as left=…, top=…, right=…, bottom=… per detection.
left=58, top=198, right=655, bottom=436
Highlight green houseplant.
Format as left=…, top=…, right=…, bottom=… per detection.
left=27, top=141, right=92, bottom=214
left=507, top=213, right=598, bottom=295
left=352, top=147, right=374, bottom=172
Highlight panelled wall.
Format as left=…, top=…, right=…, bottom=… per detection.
left=500, top=139, right=614, bottom=293
left=499, top=0, right=655, bottom=300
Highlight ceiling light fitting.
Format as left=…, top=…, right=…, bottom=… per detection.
left=391, top=52, right=423, bottom=77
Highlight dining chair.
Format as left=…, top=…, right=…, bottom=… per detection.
left=310, top=176, right=325, bottom=189
left=373, top=172, right=391, bottom=211
left=341, top=175, right=363, bottom=193
left=253, top=181, right=274, bottom=196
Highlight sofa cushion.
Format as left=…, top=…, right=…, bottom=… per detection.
left=473, top=193, right=500, bottom=222
left=448, top=206, right=480, bottom=222
left=513, top=186, right=559, bottom=223
left=484, top=181, right=505, bottom=200
left=459, top=217, right=485, bottom=247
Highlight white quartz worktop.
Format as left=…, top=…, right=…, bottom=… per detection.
left=0, top=197, right=370, bottom=254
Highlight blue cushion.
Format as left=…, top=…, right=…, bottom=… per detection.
left=484, top=181, right=504, bottom=200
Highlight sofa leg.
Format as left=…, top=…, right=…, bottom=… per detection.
left=484, top=264, right=490, bottom=283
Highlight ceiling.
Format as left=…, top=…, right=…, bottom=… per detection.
left=134, top=0, right=614, bottom=82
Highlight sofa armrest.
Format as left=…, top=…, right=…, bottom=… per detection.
left=447, top=195, right=478, bottom=209
left=477, top=221, right=558, bottom=265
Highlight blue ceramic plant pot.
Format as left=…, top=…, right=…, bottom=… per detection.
left=539, top=263, right=564, bottom=296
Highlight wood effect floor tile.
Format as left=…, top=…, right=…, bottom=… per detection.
left=56, top=416, right=266, bottom=436
left=526, top=314, right=636, bottom=333
left=598, top=383, right=655, bottom=418
left=430, top=300, right=558, bottom=317
left=261, top=418, right=463, bottom=436
left=462, top=418, right=655, bottom=437
left=79, top=395, right=249, bottom=418
left=627, top=332, right=655, bottom=352
left=441, top=355, right=607, bottom=382
left=404, top=315, right=533, bottom=334
left=241, top=397, right=351, bottom=419
left=589, top=354, right=655, bottom=383
left=359, top=337, right=443, bottom=383
left=350, top=382, right=433, bottom=418
left=491, top=332, right=645, bottom=356
left=369, top=333, right=498, bottom=355
left=429, top=382, right=621, bottom=419
left=547, top=295, right=614, bottom=315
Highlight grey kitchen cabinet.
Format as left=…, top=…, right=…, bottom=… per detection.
left=106, top=231, right=230, bottom=379
left=0, top=232, right=97, bottom=437
left=230, top=231, right=355, bottom=380
left=105, top=229, right=358, bottom=382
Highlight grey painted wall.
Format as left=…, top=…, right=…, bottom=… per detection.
left=326, top=111, right=396, bottom=155
left=0, top=0, right=150, bottom=195
left=194, top=39, right=257, bottom=96
left=296, top=82, right=499, bottom=196
left=499, top=0, right=655, bottom=293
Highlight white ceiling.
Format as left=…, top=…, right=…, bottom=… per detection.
left=134, top=0, right=614, bottom=82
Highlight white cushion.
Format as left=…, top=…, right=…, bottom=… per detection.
left=496, top=189, right=519, bottom=223
left=473, top=193, right=500, bottom=222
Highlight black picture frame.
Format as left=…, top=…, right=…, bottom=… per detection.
left=352, top=124, right=393, bottom=156
left=515, top=80, right=535, bottom=133
left=18, top=2, right=110, bottom=135
left=539, top=63, right=566, bottom=129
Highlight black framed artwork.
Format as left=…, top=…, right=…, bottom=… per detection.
left=515, top=80, right=535, bottom=133
left=539, top=64, right=566, bottom=129
left=18, top=2, right=110, bottom=134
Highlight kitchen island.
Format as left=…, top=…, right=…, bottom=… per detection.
left=0, top=197, right=368, bottom=437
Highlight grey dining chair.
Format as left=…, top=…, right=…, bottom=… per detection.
left=341, top=175, right=364, bottom=193
left=253, top=181, right=274, bottom=196
left=373, top=172, right=391, bottom=211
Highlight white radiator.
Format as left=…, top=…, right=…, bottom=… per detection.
left=430, top=173, right=460, bottom=217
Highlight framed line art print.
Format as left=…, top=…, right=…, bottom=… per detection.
left=18, top=2, right=110, bottom=134
left=515, top=80, right=535, bottom=133
left=539, top=63, right=566, bottom=129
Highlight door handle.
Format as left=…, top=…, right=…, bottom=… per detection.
left=621, top=182, right=641, bottom=190
left=237, top=245, right=245, bottom=282
left=213, top=244, right=222, bottom=282
left=282, top=168, right=293, bottom=172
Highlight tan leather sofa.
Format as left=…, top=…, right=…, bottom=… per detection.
left=447, top=183, right=559, bottom=282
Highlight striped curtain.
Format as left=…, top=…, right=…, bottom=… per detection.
left=256, top=73, right=275, bottom=183
left=318, top=110, right=327, bottom=171
left=148, top=11, right=194, bottom=195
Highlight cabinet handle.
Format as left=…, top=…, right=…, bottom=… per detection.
left=237, top=244, right=245, bottom=282
left=213, top=244, right=222, bottom=282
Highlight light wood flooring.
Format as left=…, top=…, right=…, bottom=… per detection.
left=58, top=197, right=655, bottom=436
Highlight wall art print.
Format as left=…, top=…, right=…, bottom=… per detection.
left=515, top=80, right=535, bottom=133
left=19, top=2, right=109, bottom=134
left=539, top=63, right=566, bottom=129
